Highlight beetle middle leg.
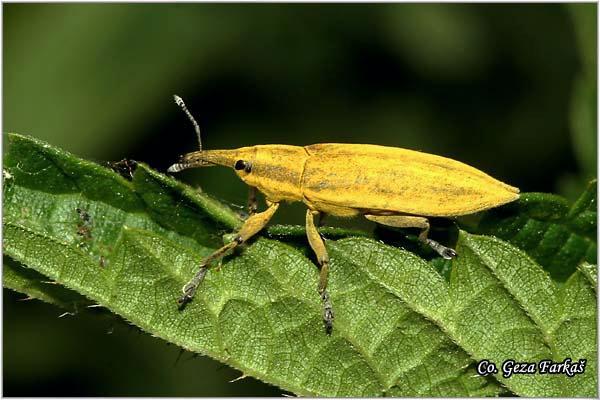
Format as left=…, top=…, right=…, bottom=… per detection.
left=178, top=201, right=280, bottom=307
left=365, top=214, right=457, bottom=259
left=305, top=209, right=334, bottom=335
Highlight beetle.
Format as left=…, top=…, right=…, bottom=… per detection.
left=168, top=95, right=520, bottom=334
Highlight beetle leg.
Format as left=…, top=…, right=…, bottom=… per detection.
left=365, top=214, right=457, bottom=259
left=247, top=186, right=258, bottom=216
left=178, top=201, right=280, bottom=307
left=316, top=212, right=328, bottom=227
left=306, top=209, right=334, bottom=335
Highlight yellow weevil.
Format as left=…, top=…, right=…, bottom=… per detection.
left=168, top=95, right=520, bottom=334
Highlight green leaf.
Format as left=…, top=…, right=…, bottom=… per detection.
left=330, top=234, right=596, bottom=397
left=3, top=256, right=89, bottom=311
left=578, top=262, right=597, bottom=291
left=3, top=133, right=597, bottom=396
left=3, top=132, right=241, bottom=252
left=476, top=183, right=597, bottom=282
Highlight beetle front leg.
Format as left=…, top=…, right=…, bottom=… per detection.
left=178, top=201, right=280, bottom=307
left=365, top=214, right=457, bottom=259
left=305, top=209, right=334, bottom=335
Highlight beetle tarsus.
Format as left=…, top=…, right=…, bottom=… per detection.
left=425, top=238, right=458, bottom=260
left=321, top=290, right=334, bottom=335
left=177, top=266, right=208, bottom=308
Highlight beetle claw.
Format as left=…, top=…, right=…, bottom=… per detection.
left=177, top=293, right=192, bottom=309
left=177, top=285, right=196, bottom=309
left=441, top=248, right=458, bottom=259
left=425, top=238, right=458, bottom=260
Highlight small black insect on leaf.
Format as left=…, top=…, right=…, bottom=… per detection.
left=108, top=159, right=138, bottom=181
left=76, top=207, right=92, bottom=242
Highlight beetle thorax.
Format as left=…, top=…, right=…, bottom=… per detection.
left=237, top=145, right=307, bottom=203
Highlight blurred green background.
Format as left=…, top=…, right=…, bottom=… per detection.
left=3, top=3, right=596, bottom=396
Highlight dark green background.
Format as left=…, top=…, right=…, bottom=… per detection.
left=3, top=3, right=596, bottom=396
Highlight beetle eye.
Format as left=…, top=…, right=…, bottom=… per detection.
left=234, top=160, right=252, bottom=173
left=234, top=160, right=245, bottom=170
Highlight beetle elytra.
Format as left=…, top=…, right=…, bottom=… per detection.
left=168, top=95, right=520, bottom=334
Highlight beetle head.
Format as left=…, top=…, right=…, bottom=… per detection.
left=168, top=147, right=256, bottom=173
left=166, top=95, right=262, bottom=189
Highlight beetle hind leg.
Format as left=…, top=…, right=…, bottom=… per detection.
left=365, top=214, right=457, bottom=259
left=306, top=209, right=334, bottom=334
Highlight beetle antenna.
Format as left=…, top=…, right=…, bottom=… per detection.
left=173, top=95, right=202, bottom=151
